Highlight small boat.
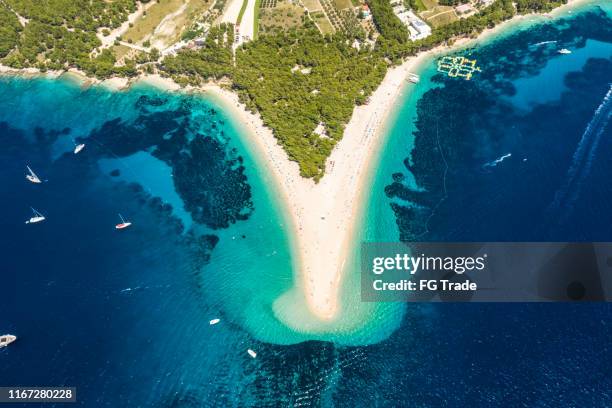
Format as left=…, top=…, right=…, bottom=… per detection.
left=74, top=143, right=85, bottom=154
left=115, top=214, right=132, bottom=230
left=0, top=334, right=16, bottom=348
left=247, top=349, right=257, bottom=358
left=406, top=73, right=420, bottom=83
left=25, top=165, right=42, bottom=184
left=209, top=318, right=221, bottom=325
left=25, top=207, right=45, bottom=224
left=558, top=48, right=572, bottom=54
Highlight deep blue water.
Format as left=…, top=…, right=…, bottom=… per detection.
left=386, top=5, right=612, bottom=243
left=1, top=2, right=612, bottom=407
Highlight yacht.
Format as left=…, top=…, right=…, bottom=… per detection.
left=25, top=207, right=45, bottom=224
left=558, top=48, right=572, bottom=54
left=74, top=143, right=85, bottom=154
left=115, top=213, right=132, bottom=230
left=26, top=165, right=42, bottom=183
left=0, top=334, right=16, bottom=348
left=209, top=318, right=221, bottom=325
left=247, top=349, right=257, bottom=358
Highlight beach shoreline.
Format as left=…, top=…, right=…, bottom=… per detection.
left=201, top=0, right=593, bottom=325
left=0, top=0, right=594, bottom=326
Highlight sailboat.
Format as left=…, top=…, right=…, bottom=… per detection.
left=25, top=165, right=42, bottom=184
left=25, top=207, right=45, bottom=224
left=74, top=143, right=85, bottom=154
left=0, top=334, right=16, bottom=348
left=115, top=214, right=132, bottom=230
left=209, top=318, right=221, bottom=325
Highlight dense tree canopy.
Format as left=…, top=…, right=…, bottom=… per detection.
left=160, top=24, right=234, bottom=85
left=0, top=0, right=569, bottom=180
left=367, top=0, right=409, bottom=44
left=233, top=29, right=387, bottom=179
left=0, top=4, right=22, bottom=58
left=1, top=0, right=138, bottom=75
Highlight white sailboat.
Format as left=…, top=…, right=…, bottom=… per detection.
left=115, top=213, right=132, bottom=230
left=25, top=165, right=42, bottom=184
left=0, top=334, right=16, bottom=348
left=209, top=318, right=221, bottom=325
left=74, top=143, right=85, bottom=154
left=25, top=207, right=45, bottom=224
left=247, top=349, right=257, bottom=358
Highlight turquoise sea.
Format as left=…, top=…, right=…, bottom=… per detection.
left=2, top=1, right=612, bottom=406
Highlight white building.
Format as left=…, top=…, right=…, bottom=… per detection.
left=390, top=2, right=432, bottom=41
left=407, top=11, right=431, bottom=40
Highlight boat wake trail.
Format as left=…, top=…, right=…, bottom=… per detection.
left=531, top=40, right=557, bottom=47
left=482, top=153, right=512, bottom=170
left=548, top=84, right=612, bottom=222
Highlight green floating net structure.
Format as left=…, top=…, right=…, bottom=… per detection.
left=437, top=56, right=482, bottom=80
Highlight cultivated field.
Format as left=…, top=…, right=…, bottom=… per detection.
left=418, top=0, right=458, bottom=27
left=258, top=0, right=306, bottom=35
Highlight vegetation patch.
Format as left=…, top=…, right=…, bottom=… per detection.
left=422, top=8, right=458, bottom=27
left=160, top=23, right=234, bottom=85
left=0, top=4, right=22, bottom=58
left=236, top=0, right=249, bottom=24
left=258, top=0, right=306, bottom=35
left=232, top=28, right=387, bottom=179
left=1, top=0, right=139, bottom=77
left=310, top=11, right=335, bottom=34
left=123, top=0, right=184, bottom=45
left=253, top=0, right=262, bottom=38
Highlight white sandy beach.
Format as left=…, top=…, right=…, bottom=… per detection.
left=196, top=0, right=592, bottom=323
left=203, top=52, right=437, bottom=322
left=0, top=0, right=592, bottom=325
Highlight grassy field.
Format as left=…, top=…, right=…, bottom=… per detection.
left=425, top=9, right=458, bottom=26
left=311, top=11, right=335, bottom=33
left=302, top=0, right=322, bottom=11
left=237, top=0, right=249, bottom=23
left=121, top=0, right=211, bottom=50
left=421, top=7, right=458, bottom=26
left=253, top=0, right=262, bottom=38
left=421, top=0, right=439, bottom=8
left=413, top=0, right=427, bottom=12
left=419, top=0, right=458, bottom=27
left=302, top=0, right=336, bottom=35
left=122, top=0, right=185, bottom=43
left=112, top=44, right=134, bottom=60
left=332, top=0, right=353, bottom=10
left=258, top=0, right=305, bottom=35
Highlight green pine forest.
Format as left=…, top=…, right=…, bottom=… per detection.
left=0, top=0, right=567, bottom=180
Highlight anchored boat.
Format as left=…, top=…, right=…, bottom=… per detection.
left=74, top=143, right=85, bottom=154
left=558, top=48, right=572, bottom=54
left=115, top=214, right=132, bottom=230
left=25, top=207, right=45, bottom=224
left=406, top=73, right=420, bottom=83
left=0, top=334, right=16, bottom=348
left=25, top=165, right=42, bottom=184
